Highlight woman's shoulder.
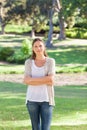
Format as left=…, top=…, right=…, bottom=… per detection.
left=46, top=57, right=55, bottom=63
left=25, top=58, right=32, bottom=65
left=46, top=57, right=55, bottom=66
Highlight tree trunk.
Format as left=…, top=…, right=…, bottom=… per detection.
left=1, top=24, right=5, bottom=34
left=58, top=9, right=66, bottom=40
left=0, top=17, right=5, bottom=34
left=31, top=28, right=35, bottom=38
left=0, top=2, right=5, bottom=34
left=46, top=10, right=53, bottom=47
left=46, top=0, right=55, bottom=48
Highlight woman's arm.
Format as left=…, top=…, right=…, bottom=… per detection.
left=23, top=75, right=54, bottom=86
left=23, top=58, right=55, bottom=86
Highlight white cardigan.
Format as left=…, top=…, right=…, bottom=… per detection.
left=24, top=57, right=55, bottom=106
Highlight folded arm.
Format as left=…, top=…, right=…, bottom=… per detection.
left=23, top=75, right=54, bottom=86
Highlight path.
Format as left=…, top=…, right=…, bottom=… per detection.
left=0, top=73, right=87, bottom=86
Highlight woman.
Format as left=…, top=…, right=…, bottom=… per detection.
left=24, top=38, right=55, bottom=130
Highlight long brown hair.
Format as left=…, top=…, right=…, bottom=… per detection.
left=31, top=38, right=48, bottom=59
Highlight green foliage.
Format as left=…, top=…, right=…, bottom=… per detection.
left=75, top=20, right=87, bottom=29
left=3, top=0, right=26, bottom=26
left=7, top=50, right=29, bottom=64
left=0, top=47, right=14, bottom=61
left=53, top=26, right=60, bottom=33
left=0, top=37, right=32, bottom=64
left=0, top=35, right=32, bottom=64
left=66, top=16, right=75, bottom=28
left=26, top=0, right=50, bottom=33
left=7, top=38, right=32, bottom=64
left=1, top=0, right=87, bottom=38
left=21, top=38, right=32, bottom=55
left=66, top=28, right=87, bottom=39
left=2, top=23, right=87, bottom=39
left=5, top=24, right=32, bottom=34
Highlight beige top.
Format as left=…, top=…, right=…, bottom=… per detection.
left=24, top=57, right=55, bottom=106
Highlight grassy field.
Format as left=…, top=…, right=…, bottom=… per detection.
left=0, top=81, right=87, bottom=130
left=47, top=44, right=87, bottom=73
left=0, top=64, right=24, bottom=74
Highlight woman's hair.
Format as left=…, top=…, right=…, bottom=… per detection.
left=31, top=38, right=48, bottom=59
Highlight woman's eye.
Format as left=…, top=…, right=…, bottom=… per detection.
left=34, top=46, right=37, bottom=48
left=34, top=45, right=42, bottom=48
left=39, top=45, right=42, bottom=47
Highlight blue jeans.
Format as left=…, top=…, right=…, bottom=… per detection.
left=26, top=101, right=53, bottom=130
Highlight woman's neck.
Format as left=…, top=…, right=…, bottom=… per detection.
left=35, top=55, right=46, bottom=60
left=34, top=55, right=46, bottom=67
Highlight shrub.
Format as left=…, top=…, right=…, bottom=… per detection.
left=21, top=38, right=32, bottom=55
left=0, top=47, right=14, bottom=61
left=7, top=49, right=30, bottom=64
left=75, top=21, right=87, bottom=29
left=7, top=38, right=32, bottom=64
left=66, top=28, right=87, bottom=39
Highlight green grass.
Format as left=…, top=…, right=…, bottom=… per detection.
left=0, top=35, right=27, bottom=48
left=5, top=24, right=32, bottom=34
left=0, top=64, right=24, bottom=74
left=0, top=35, right=87, bottom=73
left=0, top=82, right=87, bottom=130
left=47, top=45, right=87, bottom=64
left=47, top=44, right=87, bottom=73
left=0, top=64, right=87, bottom=74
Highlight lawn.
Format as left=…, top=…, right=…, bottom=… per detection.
left=0, top=81, right=87, bottom=130
left=47, top=44, right=87, bottom=73
left=0, top=35, right=87, bottom=73
left=0, top=64, right=24, bottom=74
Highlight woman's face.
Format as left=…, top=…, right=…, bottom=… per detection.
left=32, top=40, right=45, bottom=55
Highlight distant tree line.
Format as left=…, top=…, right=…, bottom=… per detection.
left=0, top=0, right=87, bottom=47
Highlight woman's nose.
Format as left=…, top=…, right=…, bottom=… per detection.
left=37, top=47, right=41, bottom=50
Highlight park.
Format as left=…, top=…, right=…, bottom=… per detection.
left=0, top=0, right=87, bottom=130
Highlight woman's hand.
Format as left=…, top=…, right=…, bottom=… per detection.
left=23, top=76, right=32, bottom=85
left=46, top=75, right=54, bottom=86
left=23, top=75, right=54, bottom=86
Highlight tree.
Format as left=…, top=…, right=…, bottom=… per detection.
left=0, top=0, right=26, bottom=34
left=0, top=1, right=6, bottom=34
left=26, top=0, right=49, bottom=38
left=1, top=0, right=86, bottom=39
left=55, top=0, right=66, bottom=40
left=75, top=0, right=87, bottom=18
left=46, top=0, right=66, bottom=45
left=46, top=0, right=55, bottom=47
left=45, top=0, right=66, bottom=45
left=56, top=0, right=87, bottom=40
left=0, top=2, right=3, bottom=34
left=4, top=0, right=26, bottom=23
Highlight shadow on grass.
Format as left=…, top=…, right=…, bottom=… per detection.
left=0, top=39, right=23, bottom=43
left=47, top=45, right=87, bottom=64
